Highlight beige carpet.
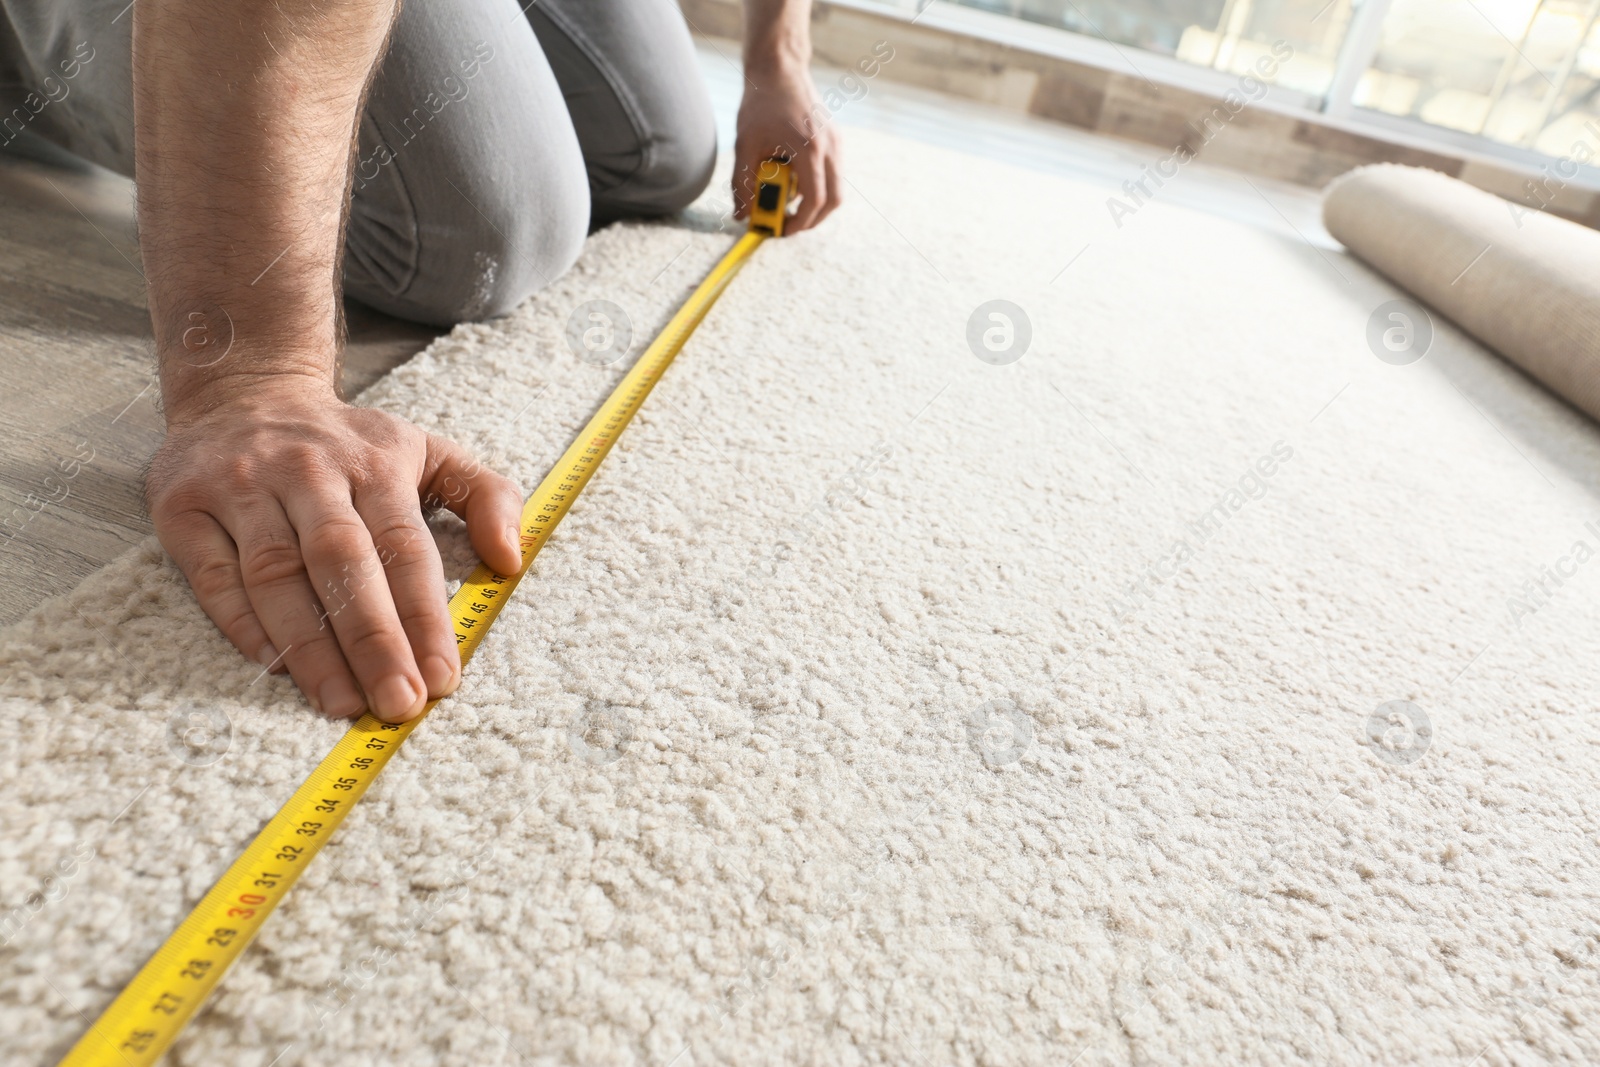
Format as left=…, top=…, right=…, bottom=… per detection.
left=5, top=128, right=1600, bottom=1066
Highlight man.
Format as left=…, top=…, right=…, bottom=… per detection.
left=0, top=0, right=842, bottom=722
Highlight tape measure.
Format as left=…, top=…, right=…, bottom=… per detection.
left=56, top=160, right=793, bottom=1067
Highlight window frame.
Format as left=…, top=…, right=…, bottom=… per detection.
left=862, top=0, right=1600, bottom=188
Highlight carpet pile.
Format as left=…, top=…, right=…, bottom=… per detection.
left=4, top=129, right=1600, bottom=1065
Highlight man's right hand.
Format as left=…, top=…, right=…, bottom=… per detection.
left=147, top=377, right=525, bottom=722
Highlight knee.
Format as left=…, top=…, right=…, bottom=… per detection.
left=439, top=185, right=589, bottom=323
left=639, top=108, right=717, bottom=215
left=346, top=138, right=590, bottom=327
left=592, top=97, right=717, bottom=224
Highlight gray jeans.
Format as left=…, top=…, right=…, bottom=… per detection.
left=0, top=0, right=716, bottom=324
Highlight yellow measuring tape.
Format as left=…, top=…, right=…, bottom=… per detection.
left=57, top=162, right=793, bottom=1067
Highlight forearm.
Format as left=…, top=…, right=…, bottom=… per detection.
left=743, top=0, right=812, bottom=76
left=136, top=0, right=399, bottom=417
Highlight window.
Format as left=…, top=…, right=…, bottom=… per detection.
left=869, top=0, right=1600, bottom=169
left=1355, top=0, right=1600, bottom=154
left=879, top=0, right=1356, bottom=93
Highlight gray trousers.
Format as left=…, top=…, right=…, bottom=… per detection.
left=0, top=0, right=717, bottom=324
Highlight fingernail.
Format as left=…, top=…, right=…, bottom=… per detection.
left=372, top=675, right=423, bottom=722
left=420, top=655, right=458, bottom=698
left=506, top=524, right=523, bottom=552
left=318, top=676, right=365, bottom=719
left=256, top=642, right=280, bottom=667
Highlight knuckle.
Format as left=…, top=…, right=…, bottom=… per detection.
left=240, top=538, right=307, bottom=587
left=432, top=474, right=471, bottom=509
left=186, top=553, right=241, bottom=604
left=396, top=600, right=448, bottom=633
left=218, top=455, right=258, bottom=491
left=302, top=516, right=371, bottom=563
left=213, top=601, right=260, bottom=642
left=149, top=479, right=216, bottom=519
left=366, top=513, right=427, bottom=563
left=345, top=448, right=403, bottom=494
left=341, top=624, right=409, bottom=668
left=145, top=480, right=182, bottom=515
left=278, top=441, right=325, bottom=469
left=286, top=626, right=343, bottom=663
left=153, top=512, right=211, bottom=556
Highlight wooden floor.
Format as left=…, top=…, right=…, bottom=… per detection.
left=0, top=46, right=1324, bottom=628
left=0, top=135, right=437, bottom=626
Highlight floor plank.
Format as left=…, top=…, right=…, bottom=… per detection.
left=0, top=136, right=437, bottom=626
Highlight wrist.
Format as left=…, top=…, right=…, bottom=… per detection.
left=151, top=289, right=343, bottom=414
left=744, top=40, right=811, bottom=82
left=161, top=363, right=339, bottom=428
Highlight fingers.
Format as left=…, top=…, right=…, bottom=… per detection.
left=163, top=432, right=518, bottom=724
left=159, top=511, right=281, bottom=672
left=231, top=499, right=369, bottom=720
left=150, top=397, right=514, bottom=723
left=730, top=140, right=770, bottom=221
left=787, top=149, right=829, bottom=234
left=282, top=491, right=428, bottom=723
left=735, top=140, right=841, bottom=234
left=354, top=485, right=459, bottom=701
left=817, top=146, right=844, bottom=228
left=423, top=434, right=525, bottom=576
left=731, top=154, right=753, bottom=220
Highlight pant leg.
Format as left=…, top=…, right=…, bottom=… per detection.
left=524, top=0, right=717, bottom=226
left=0, top=0, right=705, bottom=326
left=344, top=0, right=590, bottom=325
left=0, top=0, right=135, bottom=175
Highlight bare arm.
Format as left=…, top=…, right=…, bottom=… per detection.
left=744, top=0, right=812, bottom=69
left=137, top=0, right=391, bottom=393
left=140, top=0, right=524, bottom=722
left=735, top=0, right=843, bottom=232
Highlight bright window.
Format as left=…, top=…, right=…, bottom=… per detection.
left=1356, top=0, right=1600, bottom=154
left=925, top=0, right=1356, bottom=94
left=870, top=0, right=1600, bottom=169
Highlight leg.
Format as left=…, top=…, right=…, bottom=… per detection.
left=0, top=0, right=137, bottom=176
left=0, top=0, right=596, bottom=327
left=344, top=0, right=590, bottom=325
left=524, top=0, right=717, bottom=227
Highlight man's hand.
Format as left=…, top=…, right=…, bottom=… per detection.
left=131, top=0, right=526, bottom=719
left=734, top=0, right=842, bottom=233
left=148, top=378, right=524, bottom=721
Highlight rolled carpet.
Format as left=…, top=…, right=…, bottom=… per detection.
left=1323, top=162, right=1600, bottom=421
